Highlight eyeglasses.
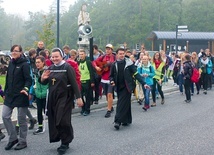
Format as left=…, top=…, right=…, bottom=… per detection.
left=12, top=50, right=20, bottom=52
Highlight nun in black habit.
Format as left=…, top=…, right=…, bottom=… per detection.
left=110, top=48, right=150, bottom=130
left=39, top=48, right=83, bottom=154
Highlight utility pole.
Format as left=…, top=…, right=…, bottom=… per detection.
left=57, top=0, right=60, bottom=47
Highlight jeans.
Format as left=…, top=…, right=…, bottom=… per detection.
left=178, top=74, right=184, bottom=93
left=142, top=85, right=153, bottom=107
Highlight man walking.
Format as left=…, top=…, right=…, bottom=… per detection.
left=110, top=48, right=149, bottom=130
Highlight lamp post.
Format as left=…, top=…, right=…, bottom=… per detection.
left=57, top=0, right=60, bottom=47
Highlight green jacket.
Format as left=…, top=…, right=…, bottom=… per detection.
left=35, top=70, right=48, bottom=99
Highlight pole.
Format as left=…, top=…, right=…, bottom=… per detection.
left=175, top=25, right=178, bottom=54
left=89, top=37, right=94, bottom=61
left=57, top=0, right=60, bottom=47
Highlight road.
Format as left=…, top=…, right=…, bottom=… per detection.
left=0, top=89, right=214, bottom=155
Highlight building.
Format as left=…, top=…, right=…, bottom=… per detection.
left=147, top=31, right=214, bottom=53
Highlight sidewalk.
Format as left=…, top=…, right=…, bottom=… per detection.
left=0, top=79, right=178, bottom=128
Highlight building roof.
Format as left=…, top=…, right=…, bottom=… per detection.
left=147, top=31, right=214, bottom=40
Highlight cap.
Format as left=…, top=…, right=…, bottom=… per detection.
left=106, top=44, right=113, bottom=50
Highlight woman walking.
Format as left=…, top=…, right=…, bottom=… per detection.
left=40, top=48, right=83, bottom=154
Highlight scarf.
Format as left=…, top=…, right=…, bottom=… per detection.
left=154, top=59, right=161, bottom=69
left=201, top=58, right=209, bottom=65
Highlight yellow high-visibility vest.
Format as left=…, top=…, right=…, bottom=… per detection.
left=152, top=62, right=165, bottom=80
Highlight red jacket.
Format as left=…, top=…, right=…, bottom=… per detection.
left=92, top=54, right=116, bottom=81
left=66, top=59, right=81, bottom=90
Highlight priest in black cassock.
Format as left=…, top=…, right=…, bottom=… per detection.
left=110, top=48, right=150, bottom=130
left=39, top=48, right=83, bottom=154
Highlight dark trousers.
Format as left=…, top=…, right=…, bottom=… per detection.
left=172, top=71, right=178, bottom=84
left=184, top=78, right=191, bottom=100
left=151, top=79, right=164, bottom=103
left=191, top=81, right=200, bottom=93
left=94, top=76, right=101, bottom=101
left=81, top=80, right=93, bottom=113
left=201, top=73, right=209, bottom=91
left=36, top=98, right=46, bottom=125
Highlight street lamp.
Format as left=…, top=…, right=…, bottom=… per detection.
left=57, top=0, right=60, bottom=47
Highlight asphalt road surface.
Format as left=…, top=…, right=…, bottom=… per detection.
left=0, top=89, right=214, bottom=155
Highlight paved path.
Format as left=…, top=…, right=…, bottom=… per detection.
left=0, top=79, right=178, bottom=128
left=0, top=83, right=214, bottom=155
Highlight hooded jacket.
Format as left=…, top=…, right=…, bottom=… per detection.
left=137, top=62, right=155, bottom=86
left=110, top=58, right=145, bottom=93
left=4, top=56, right=32, bottom=107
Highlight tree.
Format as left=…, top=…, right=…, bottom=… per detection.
left=36, top=15, right=55, bottom=50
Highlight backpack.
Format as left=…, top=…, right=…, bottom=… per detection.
left=191, top=67, right=200, bottom=83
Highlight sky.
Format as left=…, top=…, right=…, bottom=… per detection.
left=1, top=0, right=77, bottom=19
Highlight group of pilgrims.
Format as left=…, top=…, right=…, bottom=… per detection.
left=0, top=41, right=213, bottom=155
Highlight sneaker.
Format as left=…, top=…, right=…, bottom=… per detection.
left=83, top=111, right=90, bottom=116
left=184, top=100, right=191, bottom=103
left=29, top=118, right=37, bottom=130
left=161, top=99, right=165, bottom=105
left=151, top=103, right=156, bottom=107
left=14, top=142, right=27, bottom=150
left=105, top=111, right=111, bottom=118
left=137, top=99, right=142, bottom=105
left=57, top=144, right=69, bottom=155
left=203, top=91, right=207, bottom=95
left=33, top=127, right=44, bottom=135
left=29, top=105, right=37, bottom=109
left=0, top=132, right=5, bottom=141
left=142, top=105, right=150, bottom=111
left=94, top=101, right=98, bottom=104
left=197, top=91, right=199, bottom=95
left=80, top=110, right=84, bottom=115
left=114, top=122, right=121, bottom=130
left=15, top=126, right=19, bottom=135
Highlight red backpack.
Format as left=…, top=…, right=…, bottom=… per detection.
left=191, top=67, right=200, bottom=83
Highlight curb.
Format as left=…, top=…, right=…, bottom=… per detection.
left=0, top=86, right=178, bottom=129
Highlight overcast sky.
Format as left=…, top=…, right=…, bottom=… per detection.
left=1, top=0, right=76, bottom=19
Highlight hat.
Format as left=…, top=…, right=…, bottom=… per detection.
left=106, top=44, right=113, bottom=50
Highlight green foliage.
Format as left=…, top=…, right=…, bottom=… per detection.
left=1, top=0, right=214, bottom=50
left=36, top=15, right=55, bottom=50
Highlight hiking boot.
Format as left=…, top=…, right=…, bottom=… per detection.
left=5, top=139, right=18, bottom=150
left=105, top=111, right=111, bottom=118
left=33, top=127, right=44, bottom=135
left=29, top=118, right=37, bottom=130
